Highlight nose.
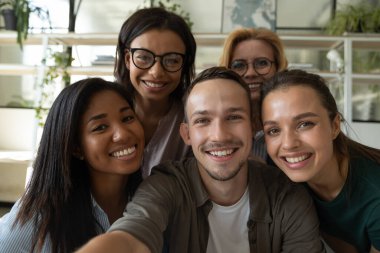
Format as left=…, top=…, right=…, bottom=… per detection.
left=244, top=63, right=259, bottom=78
left=210, top=120, right=231, bottom=142
left=148, top=57, right=165, bottom=77
left=112, top=124, right=130, bottom=143
left=281, top=130, right=300, bottom=150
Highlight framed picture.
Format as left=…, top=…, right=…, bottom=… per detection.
left=276, top=0, right=336, bottom=30
left=222, top=0, right=276, bottom=32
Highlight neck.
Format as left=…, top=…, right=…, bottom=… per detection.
left=134, top=95, right=173, bottom=144
left=134, top=94, right=172, bottom=119
left=308, top=157, right=348, bottom=201
left=251, top=104, right=262, bottom=132
left=91, top=174, right=129, bottom=224
left=200, top=164, right=248, bottom=206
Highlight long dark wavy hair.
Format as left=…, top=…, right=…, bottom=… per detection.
left=114, top=7, right=196, bottom=101
left=261, top=69, right=380, bottom=174
left=15, top=78, right=142, bottom=253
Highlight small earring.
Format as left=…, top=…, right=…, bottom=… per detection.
left=74, top=154, right=84, bottom=160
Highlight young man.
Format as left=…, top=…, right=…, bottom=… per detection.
left=77, top=67, right=325, bottom=253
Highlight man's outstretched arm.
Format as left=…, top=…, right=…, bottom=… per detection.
left=76, top=231, right=151, bottom=253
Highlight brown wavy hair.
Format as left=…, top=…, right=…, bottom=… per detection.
left=261, top=69, right=380, bottom=171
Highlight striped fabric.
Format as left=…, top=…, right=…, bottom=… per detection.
left=252, top=130, right=267, bottom=161
left=0, top=197, right=110, bottom=252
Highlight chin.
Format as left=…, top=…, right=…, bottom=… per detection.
left=285, top=173, right=310, bottom=183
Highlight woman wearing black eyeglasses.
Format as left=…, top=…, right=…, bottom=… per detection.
left=114, top=7, right=196, bottom=178
left=219, top=27, right=288, bottom=164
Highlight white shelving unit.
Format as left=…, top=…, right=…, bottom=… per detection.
left=0, top=31, right=379, bottom=166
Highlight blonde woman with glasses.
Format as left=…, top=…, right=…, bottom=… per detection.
left=220, top=27, right=287, bottom=164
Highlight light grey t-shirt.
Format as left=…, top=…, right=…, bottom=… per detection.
left=141, top=101, right=190, bottom=178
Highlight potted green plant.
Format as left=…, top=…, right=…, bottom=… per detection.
left=0, top=0, right=51, bottom=49
left=35, top=49, right=73, bottom=126
left=325, top=4, right=380, bottom=35
left=141, top=0, right=193, bottom=30
left=0, top=1, right=17, bottom=30
left=369, top=7, right=380, bottom=33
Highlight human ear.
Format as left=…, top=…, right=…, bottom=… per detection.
left=332, top=114, right=341, bottom=139
left=73, top=147, right=84, bottom=160
left=124, top=50, right=131, bottom=70
left=180, top=123, right=191, bottom=145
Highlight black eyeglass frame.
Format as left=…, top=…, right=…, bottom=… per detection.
left=229, top=57, right=275, bottom=76
left=129, top=48, right=186, bottom=73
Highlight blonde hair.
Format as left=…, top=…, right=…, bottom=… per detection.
left=219, top=27, right=288, bottom=72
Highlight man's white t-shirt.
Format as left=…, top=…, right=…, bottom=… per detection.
left=206, top=187, right=250, bottom=253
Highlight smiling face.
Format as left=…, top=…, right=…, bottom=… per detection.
left=261, top=85, right=340, bottom=183
left=180, top=78, right=252, bottom=183
left=78, top=90, right=144, bottom=177
left=125, top=29, right=186, bottom=103
left=231, top=39, right=277, bottom=101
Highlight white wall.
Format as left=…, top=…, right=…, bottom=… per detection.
left=0, top=108, right=37, bottom=150
left=0, top=162, right=28, bottom=202
left=350, top=123, right=380, bottom=149
left=0, top=109, right=37, bottom=202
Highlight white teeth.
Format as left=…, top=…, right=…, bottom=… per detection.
left=248, top=84, right=260, bottom=89
left=285, top=155, right=308, bottom=163
left=209, top=149, right=233, bottom=157
left=112, top=146, right=136, bottom=158
left=144, top=81, right=164, bottom=88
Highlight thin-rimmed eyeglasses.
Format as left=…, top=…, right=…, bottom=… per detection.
left=230, top=57, right=274, bottom=76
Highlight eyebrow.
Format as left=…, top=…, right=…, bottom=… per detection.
left=263, top=112, right=319, bottom=127
left=293, top=112, right=319, bottom=121
left=189, top=107, right=247, bottom=119
left=87, top=106, right=131, bottom=123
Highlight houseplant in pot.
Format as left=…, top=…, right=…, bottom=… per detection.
left=0, top=0, right=51, bottom=49
left=0, top=1, right=17, bottom=30
left=140, top=0, right=193, bottom=29
left=325, top=3, right=380, bottom=35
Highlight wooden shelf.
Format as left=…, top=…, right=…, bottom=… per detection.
left=1, top=31, right=379, bottom=49
left=352, top=73, right=380, bottom=80
left=0, top=150, right=33, bottom=164
left=68, top=65, right=113, bottom=76
left=0, top=64, right=38, bottom=75
left=0, top=64, right=113, bottom=76
left=0, top=31, right=118, bottom=46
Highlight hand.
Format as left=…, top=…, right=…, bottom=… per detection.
left=75, top=231, right=151, bottom=253
left=370, top=245, right=380, bottom=253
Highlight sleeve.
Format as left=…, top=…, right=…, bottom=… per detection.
left=0, top=200, right=40, bottom=253
left=108, top=173, right=178, bottom=253
left=280, top=185, right=326, bottom=253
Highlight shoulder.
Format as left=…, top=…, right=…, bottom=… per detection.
left=247, top=161, right=323, bottom=251
left=350, top=156, right=380, bottom=186
left=149, top=158, right=195, bottom=178
left=166, top=100, right=184, bottom=120
left=248, top=160, right=310, bottom=204
left=141, top=158, right=198, bottom=194
left=249, top=160, right=299, bottom=189
left=351, top=156, right=380, bottom=172
left=0, top=200, right=41, bottom=252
